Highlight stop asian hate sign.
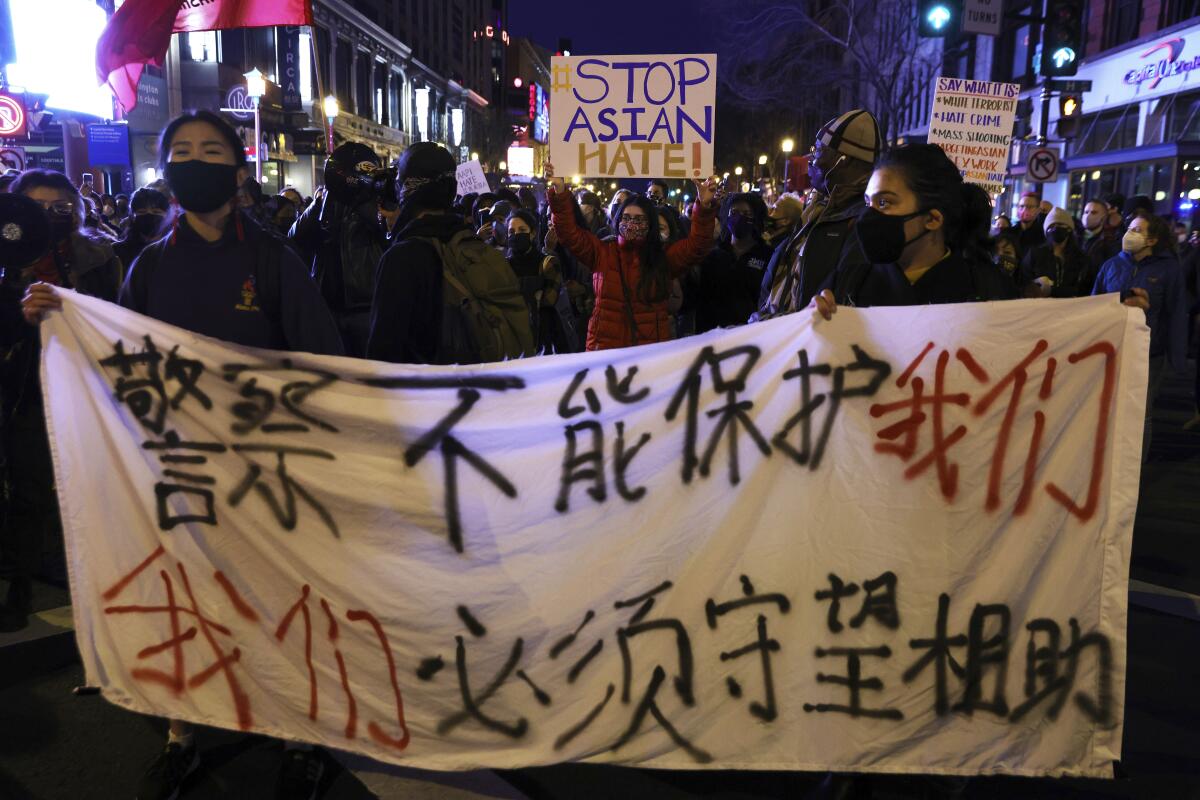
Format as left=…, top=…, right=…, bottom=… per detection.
left=549, top=54, right=717, bottom=179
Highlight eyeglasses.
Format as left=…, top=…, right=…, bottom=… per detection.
left=33, top=199, right=76, bottom=216
left=619, top=214, right=647, bottom=224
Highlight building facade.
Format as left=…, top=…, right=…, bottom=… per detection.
left=125, top=0, right=503, bottom=196
left=892, top=0, right=1200, bottom=222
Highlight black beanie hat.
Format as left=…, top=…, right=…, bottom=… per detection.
left=394, top=142, right=458, bottom=224
left=330, top=142, right=380, bottom=172
left=396, top=142, right=456, bottom=183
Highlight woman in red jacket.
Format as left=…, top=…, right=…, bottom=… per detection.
left=547, top=166, right=718, bottom=350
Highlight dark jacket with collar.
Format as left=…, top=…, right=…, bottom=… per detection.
left=1021, top=241, right=1091, bottom=298
left=367, top=211, right=472, bottom=365
left=825, top=250, right=1018, bottom=308
left=756, top=194, right=869, bottom=318
left=1092, top=250, right=1188, bottom=373
left=1081, top=229, right=1120, bottom=291
left=120, top=210, right=344, bottom=356
left=688, top=239, right=774, bottom=332
left=289, top=196, right=386, bottom=316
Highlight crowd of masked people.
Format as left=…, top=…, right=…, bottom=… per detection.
left=0, top=106, right=1196, bottom=799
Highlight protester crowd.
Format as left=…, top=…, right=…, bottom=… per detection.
left=0, top=106, right=1197, bottom=800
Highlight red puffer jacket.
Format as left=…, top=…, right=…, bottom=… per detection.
left=549, top=190, right=716, bottom=351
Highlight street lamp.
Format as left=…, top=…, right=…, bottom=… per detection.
left=780, top=138, right=796, bottom=190
left=734, top=166, right=743, bottom=176
left=244, top=68, right=266, bottom=183
left=323, top=94, right=339, bottom=156
left=499, top=160, right=508, bottom=171
left=757, top=154, right=768, bottom=165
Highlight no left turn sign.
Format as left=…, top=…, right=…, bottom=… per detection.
left=1026, top=147, right=1060, bottom=183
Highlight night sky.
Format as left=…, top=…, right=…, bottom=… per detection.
left=506, top=1, right=719, bottom=56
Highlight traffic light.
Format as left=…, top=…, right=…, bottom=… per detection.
left=1012, top=97, right=1035, bottom=138
left=1040, top=0, right=1083, bottom=77
left=1056, top=93, right=1083, bottom=138
left=918, top=0, right=960, bottom=37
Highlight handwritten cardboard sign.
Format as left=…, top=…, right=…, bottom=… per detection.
left=44, top=292, right=1143, bottom=775
left=455, top=159, right=489, bottom=197
left=926, top=78, right=1020, bottom=197
left=549, top=54, right=717, bottom=179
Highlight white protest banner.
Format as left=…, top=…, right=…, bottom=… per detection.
left=455, top=159, right=489, bottom=197
left=44, top=292, right=1145, bottom=776
left=927, top=78, right=1020, bottom=196
left=549, top=54, right=716, bottom=179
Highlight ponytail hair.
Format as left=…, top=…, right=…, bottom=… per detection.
left=877, top=144, right=994, bottom=265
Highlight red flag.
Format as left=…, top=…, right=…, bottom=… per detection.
left=97, top=0, right=314, bottom=112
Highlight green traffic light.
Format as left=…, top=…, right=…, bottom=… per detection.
left=927, top=4, right=952, bottom=28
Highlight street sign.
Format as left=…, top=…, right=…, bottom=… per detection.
left=962, top=0, right=1004, bottom=36
left=1026, top=146, right=1060, bottom=183
left=0, top=146, right=26, bottom=171
left=1047, top=79, right=1093, bottom=93
left=0, top=91, right=27, bottom=138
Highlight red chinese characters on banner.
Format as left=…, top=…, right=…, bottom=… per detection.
left=100, top=548, right=410, bottom=751
left=869, top=339, right=1117, bottom=521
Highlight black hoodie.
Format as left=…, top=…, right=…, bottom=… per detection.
left=367, top=212, right=472, bottom=364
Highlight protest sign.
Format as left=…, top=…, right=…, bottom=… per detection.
left=44, top=292, right=1144, bottom=776
left=455, top=159, right=489, bottom=197
left=549, top=54, right=716, bottom=179
left=927, top=78, right=1020, bottom=196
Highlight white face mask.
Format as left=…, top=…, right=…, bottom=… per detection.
left=1122, top=231, right=1147, bottom=254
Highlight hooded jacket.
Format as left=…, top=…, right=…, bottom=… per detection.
left=367, top=211, right=473, bottom=364
left=1092, top=250, right=1188, bottom=374
left=549, top=189, right=715, bottom=351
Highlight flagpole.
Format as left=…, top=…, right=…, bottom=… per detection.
left=308, top=24, right=331, bottom=155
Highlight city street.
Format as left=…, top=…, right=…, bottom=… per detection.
left=2, top=365, right=1198, bottom=800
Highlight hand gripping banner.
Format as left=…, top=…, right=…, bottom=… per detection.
left=42, top=292, right=1147, bottom=776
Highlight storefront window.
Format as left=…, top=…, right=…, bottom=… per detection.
left=1070, top=160, right=1175, bottom=217
left=1178, top=161, right=1200, bottom=221
left=1070, top=106, right=1138, bottom=156
left=1166, top=91, right=1200, bottom=143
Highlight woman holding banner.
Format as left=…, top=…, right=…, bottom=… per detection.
left=811, top=144, right=1024, bottom=312
left=545, top=164, right=718, bottom=351
left=812, top=144, right=1150, bottom=316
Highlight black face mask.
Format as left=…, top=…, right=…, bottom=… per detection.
left=856, top=207, right=931, bottom=264
left=1048, top=226, right=1071, bottom=244
left=165, top=161, right=240, bottom=213
left=509, top=232, right=532, bottom=253
left=48, top=216, right=74, bottom=243
left=132, top=214, right=164, bottom=240
left=727, top=212, right=755, bottom=240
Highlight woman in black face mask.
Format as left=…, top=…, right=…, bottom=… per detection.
left=112, top=187, right=170, bottom=269
left=686, top=192, right=774, bottom=332
left=813, top=143, right=1017, bottom=318
left=1019, top=207, right=1091, bottom=298
left=506, top=208, right=565, bottom=352
left=2, top=170, right=122, bottom=633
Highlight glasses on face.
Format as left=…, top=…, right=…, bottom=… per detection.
left=620, top=214, right=647, bottom=224
left=33, top=199, right=76, bottom=216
